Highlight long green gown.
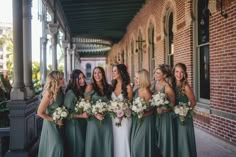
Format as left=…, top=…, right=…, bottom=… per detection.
left=130, top=89, right=155, bottom=157
left=84, top=90, right=113, bottom=157
left=64, top=89, right=87, bottom=157
left=175, top=86, right=197, bottom=157
left=38, top=90, right=64, bottom=157
left=155, top=86, right=176, bottom=157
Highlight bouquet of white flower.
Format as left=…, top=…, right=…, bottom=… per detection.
left=91, top=99, right=109, bottom=125
left=108, top=100, right=131, bottom=127
left=151, top=92, right=173, bottom=116
left=74, top=98, right=92, bottom=115
left=130, top=97, right=151, bottom=120
left=52, top=106, right=69, bottom=124
left=174, top=102, right=194, bottom=125
left=92, top=99, right=108, bottom=115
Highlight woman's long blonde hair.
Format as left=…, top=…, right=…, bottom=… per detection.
left=138, top=69, right=151, bottom=88
left=43, top=70, right=63, bottom=101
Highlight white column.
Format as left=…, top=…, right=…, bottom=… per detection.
left=62, top=40, right=68, bottom=82
left=23, top=0, right=34, bottom=99
left=67, top=47, right=72, bottom=79
left=48, top=22, right=59, bottom=70
left=10, top=0, right=25, bottom=100
left=40, top=2, right=48, bottom=86
left=74, top=51, right=81, bottom=69
left=40, top=37, right=47, bottom=85
left=72, top=44, right=77, bottom=70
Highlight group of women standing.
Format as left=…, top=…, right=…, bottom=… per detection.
left=37, top=62, right=197, bottom=157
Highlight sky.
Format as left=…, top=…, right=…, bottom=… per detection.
left=0, top=0, right=41, bottom=62
left=0, top=0, right=12, bottom=23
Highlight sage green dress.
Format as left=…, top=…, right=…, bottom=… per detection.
left=155, top=86, right=176, bottom=157
left=38, top=91, right=64, bottom=157
left=130, top=89, right=155, bottom=157
left=64, top=89, right=87, bottom=157
left=175, top=86, right=197, bottom=157
left=84, top=90, right=113, bottom=157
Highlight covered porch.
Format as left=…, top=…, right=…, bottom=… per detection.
left=1, top=0, right=236, bottom=157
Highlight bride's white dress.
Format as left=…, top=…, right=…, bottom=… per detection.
left=111, top=92, right=132, bottom=157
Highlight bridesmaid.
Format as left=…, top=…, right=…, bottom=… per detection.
left=172, top=63, right=197, bottom=157
left=37, top=70, right=64, bottom=157
left=130, top=69, right=155, bottom=157
left=111, top=64, right=133, bottom=157
left=64, top=69, right=88, bottom=157
left=84, top=66, right=113, bottom=157
left=153, top=64, right=176, bottom=157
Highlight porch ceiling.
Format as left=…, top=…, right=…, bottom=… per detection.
left=44, top=0, right=145, bottom=57
left=60, top=0, right=145, bottom=43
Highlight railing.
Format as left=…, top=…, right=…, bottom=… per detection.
left=0, top=127, right=9, bottom=138
left=0, top=100, right=10, bottom=157
left=0, top=100, right=9, bottom=128
left=0, top=100, right=9, bottom=112
left=0, top=99, right=10, bottom=137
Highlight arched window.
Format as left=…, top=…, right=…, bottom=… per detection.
left=165, top=12, right=174, bottom=67
left=148, top=23, right=155, bottom=79
left=86, top=63, right=92, bottom=79
left=196, top=0, right=210, bottom=103
left=137, top=30, right=144, bottom=70
left=131, top=40, right=134, bottom=82
left=126, top=46, right=128, bottom=66
left=121, top=50, right=124, bottom=64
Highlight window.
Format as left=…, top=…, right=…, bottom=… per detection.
left=165, top=12, right=174, bottom=67
left=131, top=40, right=134, bottom=82
left=137, top=30, right=144, bottom=70
left=126, top=46, right=128, bottom=66
left=148, top=23, right=155, bottom=79
left=86, top=63, right=92, bottom=79
left=197, top=0, right=210, bottom=101
left=121, top=50, right=124, bottom=64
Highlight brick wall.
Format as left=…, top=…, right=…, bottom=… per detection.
left=108, top=0, right=194, bottom=84
left=107, top=0, right=236, bottom=144
left=209, top=0, right=236, bottom=144
left=209, top=115, right=236, bottom=144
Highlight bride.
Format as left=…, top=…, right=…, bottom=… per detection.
left=111, top=64, right=133, bottom=157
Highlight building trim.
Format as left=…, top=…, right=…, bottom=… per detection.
left=211, top=108, right=236, bottom=121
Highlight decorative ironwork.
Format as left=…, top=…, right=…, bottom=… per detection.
left=72, top=37, right=112, bottom=56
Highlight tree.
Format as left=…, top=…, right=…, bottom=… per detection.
left=32, top=61, right=42, bottom=94
left=0, top=31, right=13, bottom=52
left=0, top=30, right=13, bottom=81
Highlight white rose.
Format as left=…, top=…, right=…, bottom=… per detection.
left=61, top=111, right=68, bottom=118
left=175, top=107, right=180, bottom=114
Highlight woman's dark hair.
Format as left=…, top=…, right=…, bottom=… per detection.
left=91, top=66, right=111, bottom=99
left=172, top=62, right=188, bottom=95
left=66, top=69, right=87, bottom=98
left=157, top=64, right=172, bottom=78
left=111, top=64, right=130, bottom=100
left=156, top=64, right=173, bottom=85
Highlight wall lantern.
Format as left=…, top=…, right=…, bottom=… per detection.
left=135, top=39, right=146, bottom=53
left=220, top=0, right=228, bottom=18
